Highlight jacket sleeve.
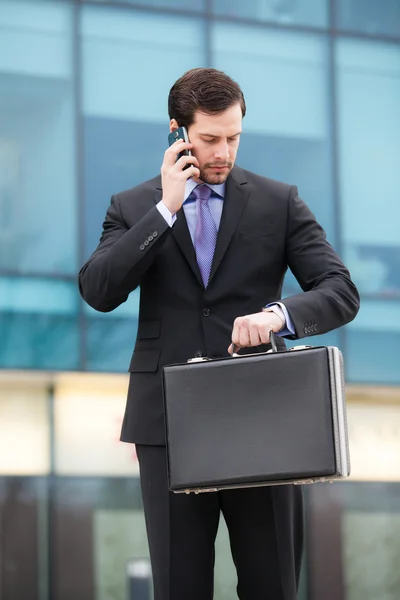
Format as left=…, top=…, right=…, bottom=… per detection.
left=78, top=194, right=171, bottom=312
left=281, top=186, right=360, bottom=339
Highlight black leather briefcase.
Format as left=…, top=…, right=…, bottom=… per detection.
left=162, top=337, right=350, bottom=494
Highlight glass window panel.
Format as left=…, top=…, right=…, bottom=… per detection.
left=94, top=510, right=151, bottom=599
left=83, top=119, right=168, bottom=257
left=0, top=476, right=49, bottom=597
left=336, top=40, right=400, bottom=300
left=84, top=291, right=138, bottom=371
left=52, top=478, right=145, bottom=600
left=86, top=317, right=138, bottom=372
left=81, top=7, right=206, bottom=122
left=346, top=299, right=400, bottom=383
left=0, top=377, right=50, bottom=475
left=307, top=482, right=400, bottom=600
left=0, top=0, right=78, bottom=275
left=336, top=0, right=400, bottom=38
left=212, top=26, right=329, bottom=138
left=0, top=0, right=72, bottom=78
left=213, top=0, right=328, bottom=28
left=0, top=277, right=80, bottom=369
left=81, top=6, right=206, bottom=258
left=343, top=510, right=400, bottom=599
left=54, top=374, right=138, bottom=475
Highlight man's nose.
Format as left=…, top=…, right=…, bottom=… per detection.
left=214, top=141, right=230, bottom=161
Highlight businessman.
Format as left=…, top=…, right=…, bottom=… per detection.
left=79, top=68, right=359, bottom=600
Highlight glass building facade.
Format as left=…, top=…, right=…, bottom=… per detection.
left=0, top=1, right=399, bottom=599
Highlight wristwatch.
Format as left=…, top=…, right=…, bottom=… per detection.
left=262, top=305, right=286, bottom=332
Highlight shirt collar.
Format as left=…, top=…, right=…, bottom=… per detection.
left=184, top=178, right=226, bottom=203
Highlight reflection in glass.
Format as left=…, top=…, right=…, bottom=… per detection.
left=336, top=0, right=400, bottom=37
left=86, top=318, right=138, bottom=372
left=0, top=1, right=77, bottom=274
left=336, top=40, right=400, bottom=301
left=0, top=277, right=80, bottom=369
left=213, top=0, right=328, bottom=28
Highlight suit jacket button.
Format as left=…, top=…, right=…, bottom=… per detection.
left=148, top=235, right=154, bottom=241
left=202, top=308, right=210, bottom=317
left=144, top=240, right=149, bottom=246
left=153, top=231, right=158, bottom=237
left=140, top=244, right=145, bottom=251
left=194, top=350, right=203, bottom=358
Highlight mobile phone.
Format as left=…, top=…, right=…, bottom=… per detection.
left=168, top=127, right=192, bottom=169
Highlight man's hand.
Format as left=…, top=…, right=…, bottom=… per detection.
left=161, top=139, right=200, bottom=215
left=228, top=311, right=283, bottom=355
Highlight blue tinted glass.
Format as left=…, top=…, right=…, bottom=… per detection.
left=0, top=277, right=80, bottom=369
left=83, top=120, right=167, bottom=257
left=336, top=40, right=400, bottom=301
left=347, top=330, right=399, bottom=384
left=345, top=299, right=399, bottom=383
left=81, top=6, right=206, bottom=258
left=0, top=1, right=78, bottom=275
left=213, top=0, right=328, bottom=28
left=336, top=0, right=400, bottom=37
left=84, top=290, right=139, bottom=371
left=86, top=318, right=138, bottom=372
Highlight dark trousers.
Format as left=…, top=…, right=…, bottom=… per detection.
left=136, top=445, right=304, bottom=600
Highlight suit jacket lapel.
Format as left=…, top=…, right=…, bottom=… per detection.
left=208, top=166, right=249, bottom=285
left=172, top=207, right=204, bottom=287
left=154, top=180, right=204, bottom=287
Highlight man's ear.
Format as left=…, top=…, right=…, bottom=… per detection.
left=169, top=119, right=179, bottom=133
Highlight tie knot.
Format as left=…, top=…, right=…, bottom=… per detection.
left=193, top=184, right=212, bottom=202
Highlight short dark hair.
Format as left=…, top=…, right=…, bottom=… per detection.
left=168, top=68, right=246, bottom=129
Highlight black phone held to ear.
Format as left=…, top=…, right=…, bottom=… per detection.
left=168, top=126, right=192, bottom=169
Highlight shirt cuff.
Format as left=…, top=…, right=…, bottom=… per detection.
left=156, top=200, right=177, bottom=227
left=265, top=302, right=295, bottom=337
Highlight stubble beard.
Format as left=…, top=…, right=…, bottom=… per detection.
left=199, top=162, right=234, bottom=185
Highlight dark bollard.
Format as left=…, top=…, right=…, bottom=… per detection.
left=127, top=558, right=152, bottom=600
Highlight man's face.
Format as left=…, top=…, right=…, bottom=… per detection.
left=173, top=103, right=242, bottom=185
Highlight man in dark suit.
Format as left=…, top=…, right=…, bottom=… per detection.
left=79, top=68, right=359, bottom=600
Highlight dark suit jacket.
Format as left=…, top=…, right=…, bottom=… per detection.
left=79, top=166, right=359, bottom=445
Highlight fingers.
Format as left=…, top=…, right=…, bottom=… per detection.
left=175, top=154, right=199, bottom=171
left=162, top=141, right=200, bottom=181
left=231, top=314, right=272, bottom=350
left=164, top=139, right=194, bottom=166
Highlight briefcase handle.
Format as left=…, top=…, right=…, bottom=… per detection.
left=231, top=329, right=278, bottom=356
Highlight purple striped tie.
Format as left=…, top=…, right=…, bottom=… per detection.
left=193, top=185, right=217, bottom=287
